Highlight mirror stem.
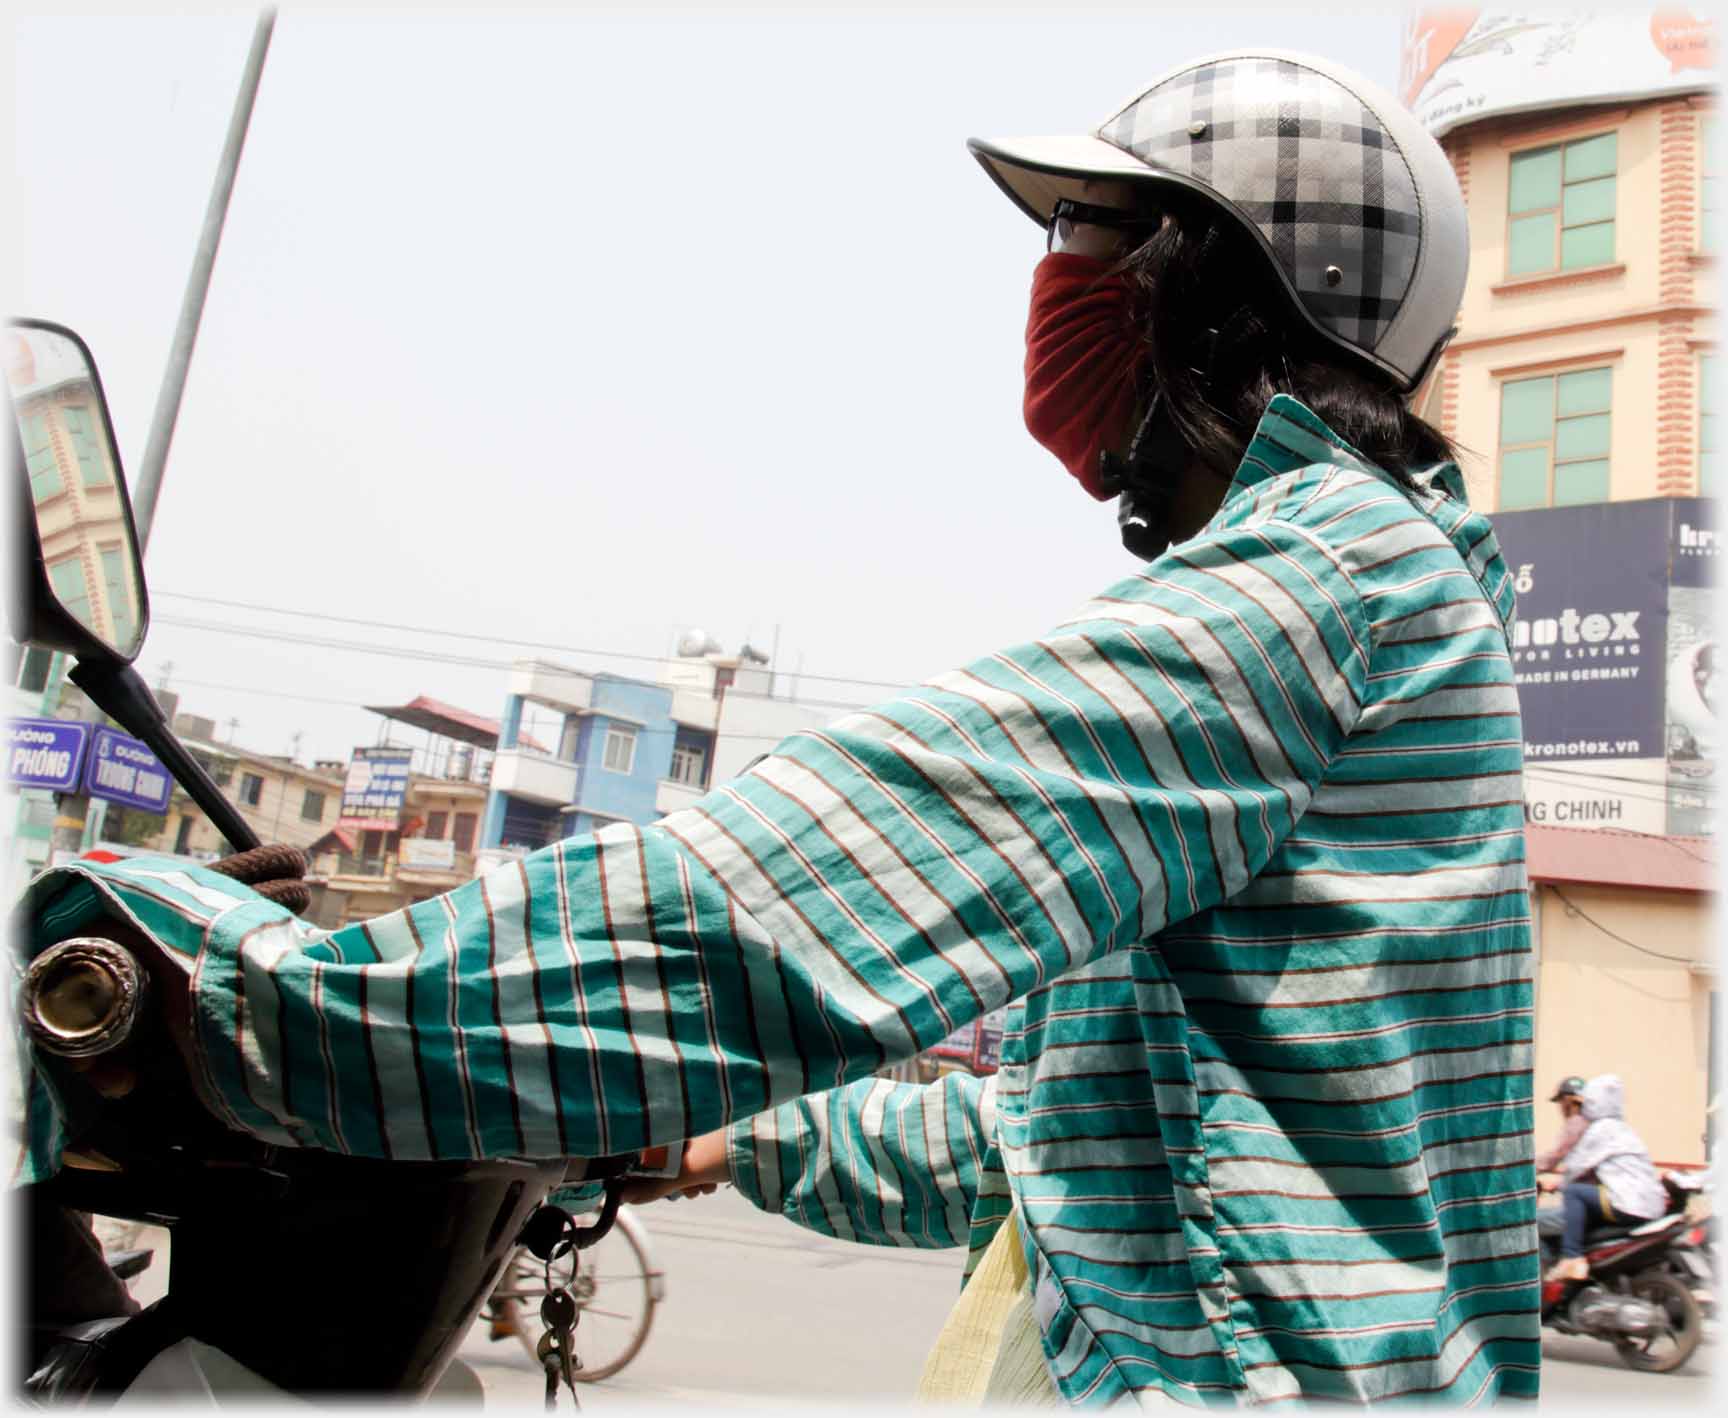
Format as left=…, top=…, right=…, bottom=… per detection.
left=65, top=661, right=261, bottom=855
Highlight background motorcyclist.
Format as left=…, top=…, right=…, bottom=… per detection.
left=1535, top=1074, right=1589, bottom=1177
left=1537, top=1073, right=1669, bottom=1283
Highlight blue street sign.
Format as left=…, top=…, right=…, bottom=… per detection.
left=5, top=718, right=90, bottom=793
left=85, top=727, right=173, bottom=813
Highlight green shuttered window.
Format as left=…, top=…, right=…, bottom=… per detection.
left=23, top=413, right=62, bottom=503
left=62, top=403, right=111, bottom=487
left=1498, top=367, right=1612, bottom=510
left=1507, top=130, right=1617, bottom=277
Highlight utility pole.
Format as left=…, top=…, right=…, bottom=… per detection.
left=61, top=10, right=275, bottom=860
left=130, top=7, right=277, bottom=551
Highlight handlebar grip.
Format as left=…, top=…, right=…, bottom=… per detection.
left=20, top=937, right=148, bottom=1059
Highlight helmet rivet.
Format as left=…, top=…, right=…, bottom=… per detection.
left=1324, top=265, right=1344, bottom=287
left=1187, top=120, right=1208, bottom=138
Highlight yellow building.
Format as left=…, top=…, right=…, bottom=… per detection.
left=1403, top=11, right=1719, bottom=1163
left=156, top=724, right=346, bottom=859
left=309, top=773, right=488, bottom=926
left=1418, top=93, right=1715, bottom=507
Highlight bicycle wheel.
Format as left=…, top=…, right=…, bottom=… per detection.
left=489, top=1210, right=659, bottom=1382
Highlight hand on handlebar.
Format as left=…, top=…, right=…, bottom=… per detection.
left=617, top=1129, right=729, bottom=1206
left=1537, top=1174, right=1559, bottom=1194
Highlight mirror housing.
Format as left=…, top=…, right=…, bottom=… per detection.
left=7, top=318, right=149, bottom=664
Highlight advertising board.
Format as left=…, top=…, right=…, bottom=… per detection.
left=340, top=746, right=414, bottom=829
left=1493, top=497, right=1716, bottom=836
left=1401, top=10, right=1716, bottom=140
left=400, top=837, right=458, bottom=871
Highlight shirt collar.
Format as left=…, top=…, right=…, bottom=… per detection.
left=1230, top=393, right=1468, bottom=505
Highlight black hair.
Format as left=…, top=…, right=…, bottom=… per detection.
left=1115, top=205, right=1455, bottom=487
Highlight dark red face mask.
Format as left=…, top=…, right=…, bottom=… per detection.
left=1022, top=252, right=1148, bottom=501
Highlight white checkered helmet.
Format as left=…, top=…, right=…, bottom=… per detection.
left=969, top=49, right=1468, bottom=391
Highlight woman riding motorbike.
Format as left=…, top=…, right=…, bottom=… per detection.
left=14, top=49, right=1538, bottom=1406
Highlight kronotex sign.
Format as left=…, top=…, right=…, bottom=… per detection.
left=1401, top=10, right=1716, bottom=139
left=1493, top=497, right=1716, bottom=835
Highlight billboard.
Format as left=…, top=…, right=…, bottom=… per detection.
left=5, top=718, right=90, bottom=793
left=1493, top=497, right=1716, bottom=835
left=1401, top=10, right=1717, bottom=140
left=84, top=728, right=173, bottom=814
left=339, top=746, right=413, bottom=828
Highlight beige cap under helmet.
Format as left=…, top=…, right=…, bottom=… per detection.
left=968, top=49, right=1469, bottom=391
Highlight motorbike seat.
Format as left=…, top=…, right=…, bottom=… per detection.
left=1583, top=1212, right=1680, bottom=1245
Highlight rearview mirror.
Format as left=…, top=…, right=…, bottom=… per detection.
left=7, top=319, right=148, bottom=663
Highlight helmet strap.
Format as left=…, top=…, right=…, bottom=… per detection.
left=1097, top=320, right=1228, bottom=559
left=1098, top=390, right=1192, bottom=559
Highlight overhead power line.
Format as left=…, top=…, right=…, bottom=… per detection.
left=157, top=673, right=842, bottom=747
left=1547, top=887, right=1700, bottom=965
left=152, top=589, right=920, bottom=696
left=150, top=615, right=883, bottom=716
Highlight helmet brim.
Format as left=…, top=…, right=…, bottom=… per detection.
left=966, top=135, right=1166, bottom=226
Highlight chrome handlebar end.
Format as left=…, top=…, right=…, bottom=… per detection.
left=21, top=938, right=147, bottom=1059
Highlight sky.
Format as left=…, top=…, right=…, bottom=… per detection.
left=12, top=2, right=1408, bottom=768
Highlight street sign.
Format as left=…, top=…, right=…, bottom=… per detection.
left=84, top=727, right=172, bottom=813
left=5, top=717, right=90, bottom=793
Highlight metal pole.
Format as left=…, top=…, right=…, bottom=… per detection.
left=130, top=7, right=277, bottom=552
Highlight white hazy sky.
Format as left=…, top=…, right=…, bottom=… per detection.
left=13, top=3, right=1407, bottom=767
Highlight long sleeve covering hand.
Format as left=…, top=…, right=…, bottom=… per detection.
left=726, top=1071, right=1000, bottom=1250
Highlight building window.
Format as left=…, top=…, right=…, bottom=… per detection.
left=47, top=556, right=93, bottom=629
left=99, top=546, right=133, bottom=650
left=602, top=723, right=637, bottom=774
left=1702, top=352, right=1718, bottom=497
left=669, top=743, right=707, bottom=788
left=426, top=810, right=448, bottom=839
left=22, top=413, right=62, bottom=503
left=558, top=717, right=583, bottom=762
left=1703, top=114, right=1719, bottom=255
left=240, top=772, right=264, bottom=807
left=452, top=812, right=477, bottom=853
left=62, top=403, right=110, bottom=487
left=16, top=646, right=53, bottom=694
left=1498, top=367, right=1612, bottom=509
left=301, top=789, right=326, bottom=822
left=1507, top=130, right=1617, bottom=277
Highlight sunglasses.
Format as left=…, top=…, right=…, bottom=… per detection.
left=1046, top=198, right=1161, bottom=254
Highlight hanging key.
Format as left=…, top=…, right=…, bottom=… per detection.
left=539, top=1285, right=581, bottom=1409
left=538, top=1330, right=565, bottom=1411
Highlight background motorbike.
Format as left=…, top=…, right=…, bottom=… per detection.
left=1540, top=1172, right=1708, bottom=1373
left=8, top=319, right=632, bottom=1404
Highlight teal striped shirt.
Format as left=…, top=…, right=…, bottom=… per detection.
left=11, top=396, right=1537, bottom=1406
